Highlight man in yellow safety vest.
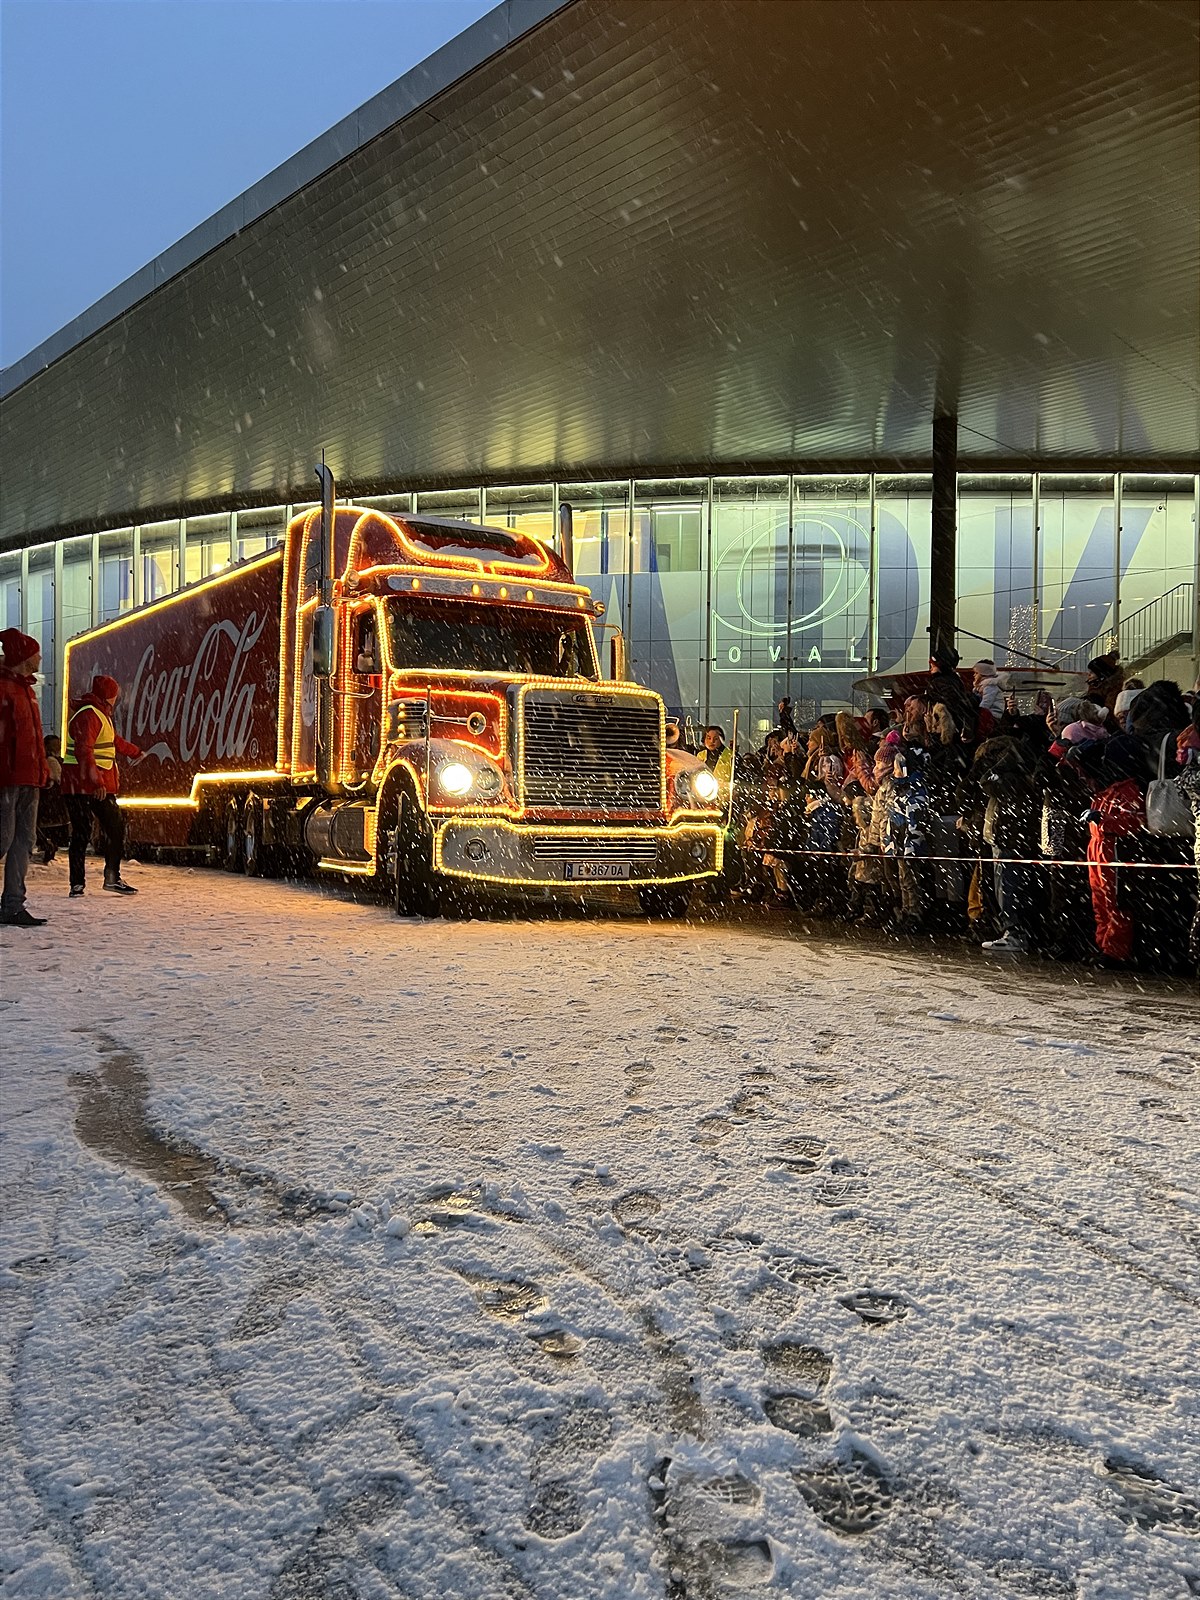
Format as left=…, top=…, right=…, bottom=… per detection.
left=60, top=674, right=142, bottom=897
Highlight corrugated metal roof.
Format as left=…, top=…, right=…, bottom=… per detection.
left=2, top=0, right=1196, bottom=545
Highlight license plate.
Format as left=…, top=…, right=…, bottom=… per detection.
left=562, top=861, right=632, bottom=881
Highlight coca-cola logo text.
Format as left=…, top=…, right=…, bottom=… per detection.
left=123, top=613, right=268, bottom=764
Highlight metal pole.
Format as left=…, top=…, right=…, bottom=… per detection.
left=1192, top=473, right=1200, bottom=668
left=726, top=707, right=739, bottom=830
left=930, top=413, right=957, bottom=654
left=785, top=474, right=795, bottom=701
left=1031, top=471, right=1041, bottom=659
left=703, top=478, right=714, bottom=723
left=866, top=472, right=877, bottom=671
left=315, top=460, right=335, bottom=605
left=1112, top=473, right=1122, bottom=656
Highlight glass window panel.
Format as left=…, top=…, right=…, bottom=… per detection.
left=1037, top=475, right=1115, bottom=659
left=630, top=481, right=707, bottom=717
left=235, top=506, right=287, bottom=560
left=414, top=489, right=482, bottom=523
left=61, top=538, right=92, bottom=646
left=1, top=554, right=23, bottom=630
left=711, top=477, right=789, bottom=731
left=26, top=547, right=56, bottom=724
left=357, top=493, right=415, bottom=514
left=957, top=476, right=1034, bottom=665
left=184, top=514, right=232, bottom=585
left=98, top=530, right=134, bottom=622
left=874, top=477, right=931, bottom=674
left=1118, top=474, right=1197, bottom=681
left=483, top=485, right=555, bottom=548
left=139, top=520, right=180, bottom=602
left=789, top=475, right=871, bottom=715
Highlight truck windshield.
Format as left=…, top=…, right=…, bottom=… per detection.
left=386, top=598, right=596, bottom=679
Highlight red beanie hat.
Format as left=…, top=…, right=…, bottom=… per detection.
left=0, top=628, right=40, bottom=666
left=91, top=674, right=121, bottom=703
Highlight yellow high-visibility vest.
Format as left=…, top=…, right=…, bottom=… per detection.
left=63, top=703, right=116, bottom=771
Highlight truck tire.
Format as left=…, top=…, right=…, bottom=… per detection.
left=381, top=788, right=439, bottom=918
left=242, top=794, right=271, bottom=878
left=223, top=797, right=244, bottom=872
left=637, top=884, right=692, bottom=919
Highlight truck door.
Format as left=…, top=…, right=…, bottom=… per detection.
left=341, top=604, right=382, bottom=784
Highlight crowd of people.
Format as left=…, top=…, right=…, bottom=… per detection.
left=692, top=646, right=1200, bottom=974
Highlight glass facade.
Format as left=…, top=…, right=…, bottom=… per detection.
left=1, top=474, right=1195, bottom=735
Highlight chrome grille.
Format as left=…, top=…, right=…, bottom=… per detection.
left=531, top=836, right=657, bottom=862
left=520, top=694, right=662, bottom=810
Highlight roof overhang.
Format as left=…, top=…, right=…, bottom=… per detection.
left=2, top=0, right=1197, bottom=546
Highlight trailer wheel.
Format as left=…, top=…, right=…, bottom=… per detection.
left=380, top=787, right=439, bottom=917
left=637, top=884, right=692, bottom=919
left=242, top=795, right=270, bottom=877
left=223, top=796, right=244, bottom=872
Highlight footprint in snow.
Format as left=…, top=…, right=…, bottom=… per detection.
left=764, top=1393, right=834, bottom=1437
left=762, top=1341, right=833, bottom=1390
left=839, top=1290, right=909, bottom=1326
left=793, top=1451, right=893, bottom=1535
left=523, top=1402, right=613, bottom=1539
left=612, top=1189, right=663, bottom=1231
left=1104, top=1454, right=1200, bottom=1533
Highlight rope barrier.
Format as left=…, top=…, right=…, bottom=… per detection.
left=744, top=846, right=1198, bottom=871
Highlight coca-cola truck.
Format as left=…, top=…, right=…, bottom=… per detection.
left=63, top=482, right=723, bottom=915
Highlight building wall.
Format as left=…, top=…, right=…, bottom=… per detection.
left=3, top=472, right=1196, bottom=740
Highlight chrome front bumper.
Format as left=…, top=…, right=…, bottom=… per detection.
left=434, top=818, right=723, bottom=886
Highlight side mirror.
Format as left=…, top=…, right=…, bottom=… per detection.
left=312, top=605, right=335, bottom=679
left=609, top=628, right=627, bottom=682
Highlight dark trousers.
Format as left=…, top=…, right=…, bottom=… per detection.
left=65, top=793, right=125, bottom=886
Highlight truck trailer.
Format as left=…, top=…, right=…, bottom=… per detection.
left=63, top=494, right=723, bottom=915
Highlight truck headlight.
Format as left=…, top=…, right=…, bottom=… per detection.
left=692, top=768, right=719, bottom=803
left=439, top=762, right=474, bottom=797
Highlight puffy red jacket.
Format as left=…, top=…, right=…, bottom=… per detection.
left=0, top=667, right=49, bottom=788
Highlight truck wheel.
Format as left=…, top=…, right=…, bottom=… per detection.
left=242, top=795, right=271, bottom=877
left=381, top=789, right=439, bottom=917
left=223, top=797, right=244, bottom=872
left=637, top=884, right=692, bottom=919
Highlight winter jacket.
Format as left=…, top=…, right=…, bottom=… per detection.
left=0, top=666, right=50, bottom=788
left=61, top=696, right=140, bottom=796
left=1087, top=778, right=1145, bottom=961
left=969, top=734, right=1044, bottom=852
left=926, top=668, right=978, bottom=742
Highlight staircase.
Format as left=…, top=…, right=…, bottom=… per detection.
left=1052, top=582, right=1195, bottom=676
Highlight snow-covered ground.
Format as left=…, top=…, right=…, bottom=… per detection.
left=2, top=857, right=1198, bottom=1600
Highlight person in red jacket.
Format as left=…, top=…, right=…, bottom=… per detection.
left=60, top=673, right=142, bottom=896
left=0, top=628, right=51, bottom=927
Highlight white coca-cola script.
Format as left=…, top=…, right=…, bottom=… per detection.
left=122, top=613, right=268, bottom=764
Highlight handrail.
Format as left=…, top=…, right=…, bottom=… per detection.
left=1049, top=582, right=1194, bottom=674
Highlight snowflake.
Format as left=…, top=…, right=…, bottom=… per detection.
left=264, top=667, right=278, bottom=693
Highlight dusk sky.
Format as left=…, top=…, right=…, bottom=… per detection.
left=0, top=0, right=496, bottom=369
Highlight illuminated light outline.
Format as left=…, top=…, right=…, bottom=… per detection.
left=116, top=769, right=287, bottom=810
left=316, top=857, right=376, bottom=876
left=432, top=818, right=724, bottom=887
left=343, top=506, right=556, bottom=580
